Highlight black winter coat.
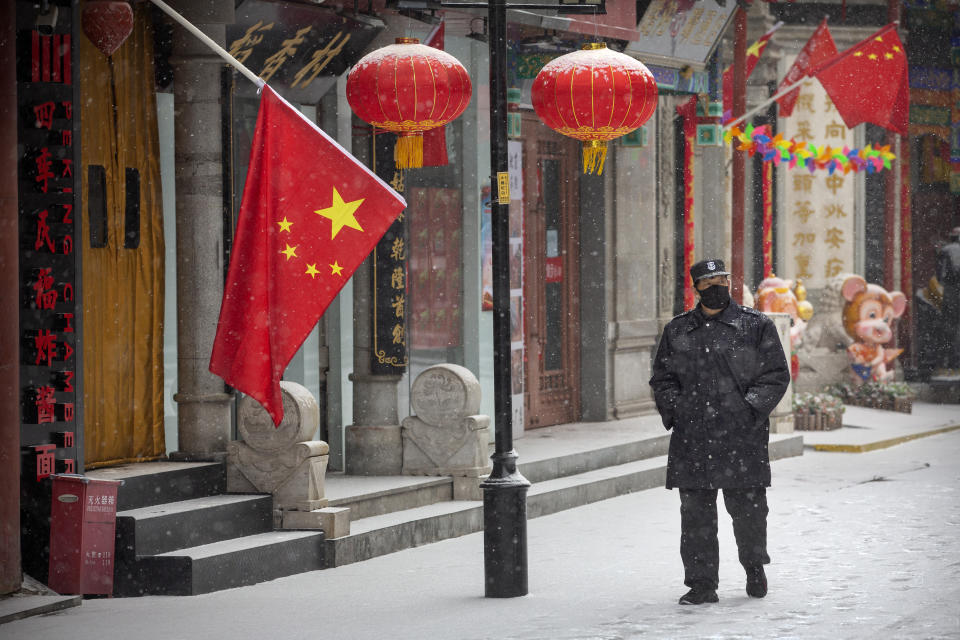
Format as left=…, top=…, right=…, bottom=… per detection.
left=649, top=302, right=790, bottom=490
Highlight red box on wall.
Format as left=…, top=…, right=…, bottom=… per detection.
left=48, top=474, right=123, bottom=595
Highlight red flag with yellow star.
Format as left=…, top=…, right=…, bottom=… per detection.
left=210, top=85, right=407, bottom=425
left=811, top=23, right=909, bottom=135
left=722, top=22, right=782, bottom=124
left=775, top=18, right=838, bottom=118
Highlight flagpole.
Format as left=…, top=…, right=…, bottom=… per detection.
left=722, top=77, right=806, bottom=132
left=147, top=0, right=265, bottom=89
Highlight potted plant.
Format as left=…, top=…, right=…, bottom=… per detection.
left=792, top=391, right=845, bottom=430
left=886, top=382, right=914, bottom=413
left=822, top=381, right=914, bottom=414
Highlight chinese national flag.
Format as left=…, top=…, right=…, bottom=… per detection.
left=421, top=19, right=448, bottom=166
left=722, top=22, right=782, bottom=124
left=210, top=85, right=407, bottom=425
left=811, top=23, right=909, bottom=135
left=776, top=18, right=838, bottom=117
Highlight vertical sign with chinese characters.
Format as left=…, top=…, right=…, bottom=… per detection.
left=780, top=72, right=856, bottom=289
left=507, top=140, right=524, bottom=436
left=16, top=1, right=82, bottom=582
left=371, top=132, right=408, bottom=374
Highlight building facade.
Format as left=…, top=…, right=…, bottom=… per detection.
left=5, top=0, right=951, bottom=592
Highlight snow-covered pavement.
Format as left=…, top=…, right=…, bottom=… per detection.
left=7, top=428, right=960, bottom=640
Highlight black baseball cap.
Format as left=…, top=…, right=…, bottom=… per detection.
left=690, top=258, right=730, bottom=283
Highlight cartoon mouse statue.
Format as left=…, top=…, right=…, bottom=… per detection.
left=841, top=275, right=907, bottom=384
left=755, top=275, right=814, bottom=380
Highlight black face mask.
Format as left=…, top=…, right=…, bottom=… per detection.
left=698, top=284, right=730, bottom=309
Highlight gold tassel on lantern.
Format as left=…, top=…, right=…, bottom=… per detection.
left=582, top=140, right=608, bottom=175
left=394, top=132, right=424, bottom=169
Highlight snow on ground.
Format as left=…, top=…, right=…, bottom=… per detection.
left=7, top=429, right=960, bottom=640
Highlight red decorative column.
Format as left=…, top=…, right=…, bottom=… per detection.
left=677, top=98, right=698, bottom=310
left=890, top=0, right=913, bottom=360
left=762, top=161, right=773, bottom=278
left=731, top=6, right=747, bottom=303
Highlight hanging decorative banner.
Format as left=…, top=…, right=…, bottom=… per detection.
left=762, top=161, right=773, bottom=279
left=724, top=124, right=896, bottom=174
left=371, top=131, right=409, bottom=374
left=676, top=99, right=697, bottom=310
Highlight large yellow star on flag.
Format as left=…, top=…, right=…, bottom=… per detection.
left=746, top=41, right=765, bottom=58
left=315, top=188, right=365, bottom=239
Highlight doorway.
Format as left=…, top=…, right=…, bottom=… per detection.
left=521, top=114, right=581, bottom=428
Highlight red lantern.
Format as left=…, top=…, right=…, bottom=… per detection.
left=82, top=0, right=134, bottom=57
left=347, top=38, right=472, bottom=169
left=532, top=43, right=658, bottom=174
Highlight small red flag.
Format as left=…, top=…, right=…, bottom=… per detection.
left=722, top=22, right=782, bottom=124
left=421, top=19, right=449, bottom=167
left=776, top=18, right=838, bottom=118
left=811, top=23, right=909, bottom=135
left=210, top=85, right=407, bottom=425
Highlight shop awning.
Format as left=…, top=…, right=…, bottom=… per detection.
left=625, top=0, right=736, bottom=71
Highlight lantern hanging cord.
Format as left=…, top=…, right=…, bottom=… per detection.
left=147, top=0, right=265, bottom=91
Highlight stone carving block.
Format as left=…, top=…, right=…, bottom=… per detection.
left=227, top=382, right=331, bottom=521
left=402, top=364, right=491, bottom=477
left=796, top=273, right=856, bottom=393
left=282, top=506, right=351, bottom=538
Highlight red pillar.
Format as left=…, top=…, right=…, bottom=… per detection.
left=0, top=0, right=22, bottom=594
left=889, top=0, right=913, bottom=359
left=884, top=0, right=901, bottom=294
left=731, top=7, right=747, bottom=303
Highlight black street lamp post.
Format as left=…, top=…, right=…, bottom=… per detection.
left=478, top=0, right=530, bottom=598
left=411, top=0, right=604, bottom=599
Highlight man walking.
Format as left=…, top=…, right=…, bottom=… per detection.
left=935, top=227, right=960, bottom=370
left=649, top=259, right=790, bottom=605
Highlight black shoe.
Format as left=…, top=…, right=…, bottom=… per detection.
left=678, top=588, right=719, bottom=605
left=746, top=566, right=767, bottom=598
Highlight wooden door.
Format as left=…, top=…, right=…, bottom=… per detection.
left=522, top=114, right=581, bottom=428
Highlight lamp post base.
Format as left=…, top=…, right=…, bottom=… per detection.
left=480, top=450, right=531, bottom=598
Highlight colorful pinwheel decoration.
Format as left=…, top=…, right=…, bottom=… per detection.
left=724, top=125, right=896, bottom=175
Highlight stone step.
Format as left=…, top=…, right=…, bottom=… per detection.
left=115, top=494, right=273, bottom=557
left=117, top=530, right=324, bottom=596
left=322, top=432, right=673, bottom=525
left=519, top=432, right=671, bottom=484
left=326, top=475, right=453, bottom=520
left=324, top=456, right=666, bottom=568
left=87, top=461, right=226, bottom=511
left=324, top=434, right=803, bottom=568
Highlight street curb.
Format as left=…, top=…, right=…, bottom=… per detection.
left=0, top=595, right=82, bottom=625
left=807, top=423, right=960, bottom=453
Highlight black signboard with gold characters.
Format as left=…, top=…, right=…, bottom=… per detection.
left=371, top=131, right=408, bottom=374
left=227, top=0, right=384, bottom=104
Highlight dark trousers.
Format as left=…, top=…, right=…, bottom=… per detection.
left=679, top=488, right=770, bottom=590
